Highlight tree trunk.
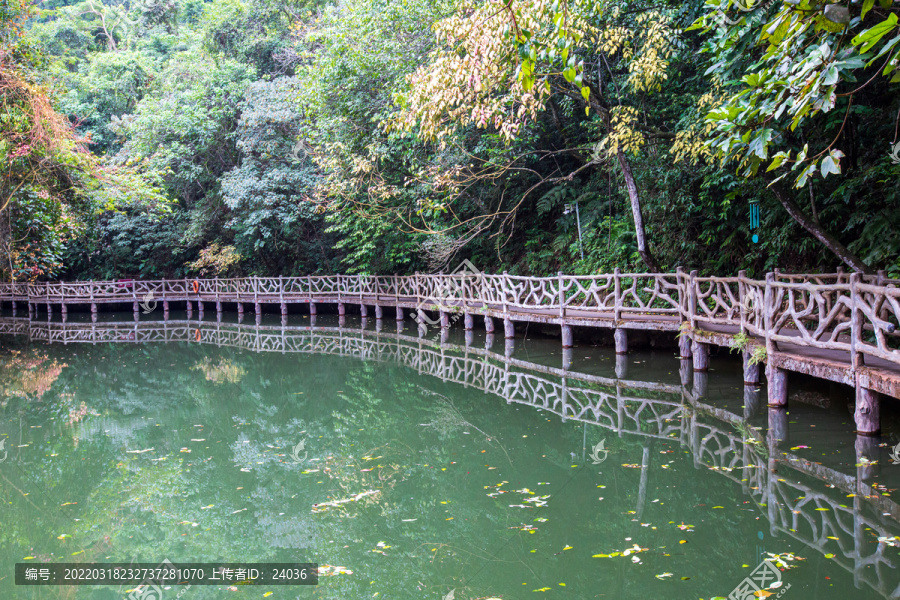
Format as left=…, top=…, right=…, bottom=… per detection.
left=768, top=178, right=872, bottom=273
left=616, top=149, right=659, bottom=272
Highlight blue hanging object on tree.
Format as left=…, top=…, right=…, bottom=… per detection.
left=749, top=203, right=760, bottom=243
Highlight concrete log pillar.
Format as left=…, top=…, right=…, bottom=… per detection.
left=237, top=302, right=244, bottom=318
left=281, top=314, right=289, bottom=328
left=309, top=314, right=317, bottom=328
left=254, top=301, right=261, bottom=316
left=691, top=340, right=709, bottom=372
left=338, top=315, right=345, bottom=328
left=280, top=302, right=288, bottom=316
left=395, top=307, right=403, bottom=321
left=216, top=300, right=222, bottom=314
left=198, top=301, right=204, bottom=319
left=28, top=303, right=33, bottom=319
left=743, top=351, right=760, bottom=385
left=465, top=329, right=474, bottom=347
left=766, top=365, right=788, bottom=407
left=615, top=354, right=628, bottom=379
left=375, top=319, right=383, bottom=333
left=216, top=308, right=223, bottom=323
left=503, top=318, right=514, bottom=339
left=614, top=328, right=628, bottom=354
left=338, top=303, right=346, bottom=316
left=375, top=305, right=383, bottom=319
left=92, top=302, right=99, bottom=319
left=464, top=313, right=474, bottom=331
left=561, top=324, right=573, bottom=348
left=360, top=304, right=367, bottom=318
left=395, top=319, right=403, bottom=334
left=855, top=387, right=881, bottom=436
left=11, top=301, right=16, bottom=317
left=186, top=300, right=193, bottom=319
left=679, top=359, right=692, bottom=387
left=61, top=304, right=68, bottom=323
left=440, top=328, right=450, bottom=344
left=485, top=316, right=495, bottom=333
left=256, top=311, right=262, bottom=326
left=679, top=333, right=692, bottom=359
left=440, top=311, right=450, bottom=329
left=505, top=338, right=515, bottom=358
left=360, top=317, right=368, bottom=330
left=47, top=304, right=52, bottom=319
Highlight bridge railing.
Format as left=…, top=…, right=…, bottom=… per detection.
left=5, top=269, right=900, bottom=369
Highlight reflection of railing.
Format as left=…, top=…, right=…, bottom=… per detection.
left=3, top=269, right=899, bottom=373
left=7, top=318, right=900, bottom=597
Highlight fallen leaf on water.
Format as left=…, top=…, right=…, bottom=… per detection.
left=655, top=573, right=673, bottom=579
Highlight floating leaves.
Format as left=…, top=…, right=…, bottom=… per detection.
left=317, top=565, right=352, bottom=576
left=312, top=490, right=380, bottom=513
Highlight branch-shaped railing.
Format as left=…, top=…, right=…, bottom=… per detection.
left=2, top=269, right=899, bottom=369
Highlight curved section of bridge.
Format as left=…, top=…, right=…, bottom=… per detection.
left=2, top=268, right=899, bottom=434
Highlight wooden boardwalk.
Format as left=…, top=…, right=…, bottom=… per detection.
left=1, top=268, right=899, bottom=434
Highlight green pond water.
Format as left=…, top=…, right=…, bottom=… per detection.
left=1, top=311, right=899, bottom=599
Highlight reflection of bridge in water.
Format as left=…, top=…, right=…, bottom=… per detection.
left=3, top=317, right=900, bottom=598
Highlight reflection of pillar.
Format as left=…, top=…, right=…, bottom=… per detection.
left=338, top=315, right=345, bottom=328
left=216, top=307, right=223, bottom=323
left=395, top=319, right=403, bottom=334
left=309, top=302, right=317, bottom=315
left=281, top=302, right=288, bottom=317
left=853, top=493, right=864, bottom=589
left=198, top=301, right=204, bottom=320
left=309, top=314, right=316, bottom=328
left=465, top=329, right=474, bottom=347
left=440, top=328, right=449, bottom=344
left=255, top=301, right=261, bottom=315
left=360, top=317, right=368, bottom=330
left=186, top=300, right=193, bottom=319
left=62, top=304, right=68, bottom=323
left=855, top=434, right=880, bottom=483
left=743, top=351, right=760, bottom=385
left=561, top=324, right=573, bottom=348
left=690, top=410, right=701, bottom=469
left=256, top=310, right=262, bottom=326
left=216, top=300, right=222, bottom=314
left=692, top=371, right=708, bottom=399
left=614, top=328, right=627, bottom=354
left=464, top=312, right=473, bottom=331
left=162, top=301, right=169, bottom=321
left=281, top=314, right=288, bottom=328
left=744, top=385, right=763, bottom=420
left=375, top=318, right=383, bottom=333
left=395, top=307, right=403, bottom=321
left=503, top=318, right=514, bottom=339
left=440, top=311, right=450, bottom=329
left=485, top=316, right=495, bottom=333
left=47, top=304, right=52, bottom=320
left=855, top=387, right=881, bottom=436
left=679, top=333, right=692, bottom=358
left=11, top=301, right=16, bottom=316
left=635, top=441, right=652, bottom=519
left=360, top=304, right=367, bottom=318
left=375, top=305, right=383, bottom=319
left=485, top=333, right=495, bottom=350
left=766, top=365, right=788, bottom=407
left=338, top=303, right=346, bottom=316
left=562, top=348, right=573, bottom=371
left=692, top=340, right=709, bottom=372
left=767, top=406, right=788, bottom=445
left=615, top=354, right=628, bottom=379
left=505, top=338, right=514, bottom=358
left=679, top=359, right=692, bottom=387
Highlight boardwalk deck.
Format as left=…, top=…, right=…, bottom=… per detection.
left=2, top=268, right=899, bottom=434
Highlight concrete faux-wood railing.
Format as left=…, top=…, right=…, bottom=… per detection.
left=2, top=268, right=899, bottom=434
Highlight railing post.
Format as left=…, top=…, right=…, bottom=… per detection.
left=502, top=271, right=509, bottom=316
left=557, top=272, right=565, bottom=319
left=688, top=270, right=698, bottom=331
left=738, top=269, right=747, bottom=335
left=763, top=272, right=775, bottom=357
left=850, top=272, right=862, bottom=370
left=613, top=267, right=621, bottom=322
left=836, top=265, right=845, bottom=284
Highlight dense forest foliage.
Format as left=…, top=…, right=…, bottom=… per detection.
left=1, top=0, right=898, bottom=280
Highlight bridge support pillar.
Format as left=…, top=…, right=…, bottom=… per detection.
left=375, top=318, right=383, bottom=333
left=47, top=303, right=52, bottom=319
left=691, top=340, right=709, bottom=372
left=464, top=313, right=473, bottom=331
left=216, top=300, right=222, bottom=314
left=338, top=303, right=345, bottom=316
left=198, top=301, right=204, bottom=319
left=375, top=305, right=383, bottom=319
left=505, top=338, right=515, bottom=358
left=309, top=302, right=316, bottom=316
left=485, top=333, right=495, bottom=349
left=338, top=315, right=345, bottom=328
left=615, top=354, right=628, bottom=379
left=440, top=311, right=450, bottom=329
left=281, top=302, right=288, bottom=316
left=237, top=302, right=244, bottom=318
left=855, top=386, right=881, bottom=436
left=61, top=304, right=67, bottom=323
left=186, top=300, right=193, bottom=319
left=396, top=307, right=404, bottom=321
left=254, top=301, right=261, bottom=315
left=678, top=333, right=692, bottom=359
left=484, top=316, right=495, bottom=333
left=91, top=302, right=99, bottom=320
left=562, top=347, right=573, bottom=370
left=693, top=371, right=708, bottom=400
left=360, top=304, right=367, bottom=318
left=28, top=303, right=33, bottom=319
left=441, top=328, right=450, bottom=344
left=614, top=328, right=627, bottom=354
left=257, top=311, right=263, bottom=326
left=503, top=318, right=514, bottom=339
left=11, top=301, right=16, bottom=317
left=561, top=324, right=573, bottom=348
left=766, top=366, right=788, bottom=407
left=465, top=329, right=474, bottom=347
left=743, top=351, right=760, bottom=384
left=133, top=301, right=139, bottom=318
